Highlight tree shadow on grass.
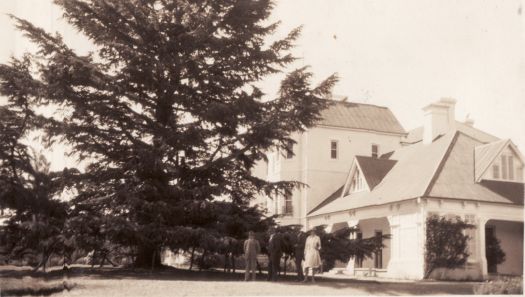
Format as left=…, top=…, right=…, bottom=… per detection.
left=0, top=266, right=478, bottom=295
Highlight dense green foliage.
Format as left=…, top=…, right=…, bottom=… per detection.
left=424, top=215, right=474, bottom=279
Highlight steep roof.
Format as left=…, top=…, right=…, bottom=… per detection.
left=479, top=180, right=524, bottom=205
left=427, top=133, right=520, bottom=204
left=308, top=186, right=344, bottom=215
left=309, top=130, right=523, bottom=217
left=308, top=131, right=457, bottom=216
left=317, top=100, right=406, bottom=135
left=355, top=156, right=397, bottom=189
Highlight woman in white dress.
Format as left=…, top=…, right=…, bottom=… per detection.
left=303, top=229, right=322, bottom=282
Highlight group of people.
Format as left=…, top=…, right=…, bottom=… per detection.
left=243, top=229, right=322, bottom=283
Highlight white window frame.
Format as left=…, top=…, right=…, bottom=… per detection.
left=372, top=144, right=379, bottom=158
left=330, top=140, right=338, bottom=160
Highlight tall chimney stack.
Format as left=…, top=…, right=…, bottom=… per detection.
left=422, top=98, right=456, bottom=144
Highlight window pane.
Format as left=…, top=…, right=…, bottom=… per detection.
left=501, top=156, right=508, bottom=179
left=508, top=156, right=514, bottom=180
left=331, top=141, right=337, bottom=159
left=283, top=194, right=293, bottom=215
left=372, top=144, right=378, bottom=158
left=493, top=164, right=500, bottom=179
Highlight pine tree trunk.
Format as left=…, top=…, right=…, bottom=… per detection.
left=189, top=246, right=196, bottom=270
left=199, top=249, right=207, bottom=271
left=284, top=257, right=288, bottom=276
left=135, top=245, right=161, bottom=268
left=91, top=249, right=97, bottom=268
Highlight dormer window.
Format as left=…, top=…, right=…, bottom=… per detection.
left=350, top=169, right=364, bottom=192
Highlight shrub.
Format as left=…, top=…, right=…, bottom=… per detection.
left=424, top=215, right=474, bottom=279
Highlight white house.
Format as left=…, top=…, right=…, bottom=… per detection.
left=259, top=98, right=406, bottom=227
left=306, top=98, right=524, bottom=280
left=260, top=98, right=524, bottom=280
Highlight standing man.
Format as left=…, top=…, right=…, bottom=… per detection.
left=267, top=227, right=283, bottom=281
left=294, top=231, right=306, bottom=281
left=244, top=231, right=261, bottom=281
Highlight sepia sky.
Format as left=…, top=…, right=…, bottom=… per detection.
left=0, top=0, right=524, bottom=171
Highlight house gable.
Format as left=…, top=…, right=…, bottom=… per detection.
left=475, top=139, right=525, bottom=183
left=342, top=157, right=370, bottom=196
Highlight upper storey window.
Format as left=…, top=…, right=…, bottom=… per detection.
left=491, top=153, right=519, bottom=181
left=331, top=140, right=338, bottom=159
left=372, top=144, right=379, bottom=158
left=499, top=155, right=515, bottom=181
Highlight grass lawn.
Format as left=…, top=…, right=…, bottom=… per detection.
left=0, top=265, right=485, bottom=296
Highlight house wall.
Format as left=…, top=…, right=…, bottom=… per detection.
left=386, top=210, right=426, bottom=279
left=308, top=199, right=425, bottom=279
left=304, top=127, right=402, bottom=216
left=263, top=127, right=402, bottom=227
left=310, top=198, right=525, bottom=280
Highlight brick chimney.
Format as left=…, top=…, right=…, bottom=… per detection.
left=422, top=98, right=456, bottom=144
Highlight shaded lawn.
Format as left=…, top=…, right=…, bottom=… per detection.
left=0, top=265, right=481, bottom=296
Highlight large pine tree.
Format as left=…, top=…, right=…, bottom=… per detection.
left=0, top=0, right=337, bottom=267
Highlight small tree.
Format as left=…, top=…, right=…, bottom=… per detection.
left=485, top=228, right=505, bottom=269
left=314, top=225, right=389, bottom=272
left=424, top=214, right=474, bottom=279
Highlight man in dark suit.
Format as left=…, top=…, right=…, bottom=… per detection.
left=267, top=228, right=283, bottom=281
left=294, top=231, right=307, bottom=281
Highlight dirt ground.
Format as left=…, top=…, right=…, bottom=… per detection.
left=0, top=266, right=482, bottom=296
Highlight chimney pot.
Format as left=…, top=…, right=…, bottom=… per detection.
left=422, top=98, right=457, bottom=144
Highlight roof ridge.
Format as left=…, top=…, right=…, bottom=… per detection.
left=423, top=131, right=461, bottom=197
left=322, top=98, right=391, bottom=109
